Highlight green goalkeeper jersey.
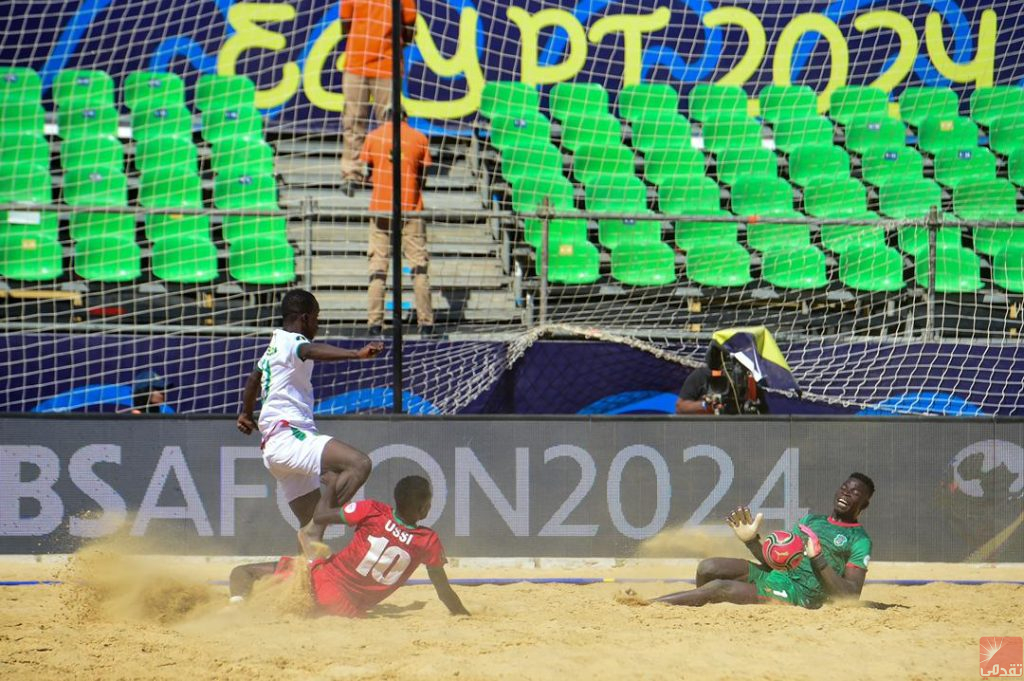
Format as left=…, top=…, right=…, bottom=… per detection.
left=787, top=513, right=872, bottom=598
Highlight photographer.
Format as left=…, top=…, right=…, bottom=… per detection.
left=675, top=345, right=768, bottom=416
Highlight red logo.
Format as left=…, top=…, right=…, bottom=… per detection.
left=979, top=637, right=1023, bottom=677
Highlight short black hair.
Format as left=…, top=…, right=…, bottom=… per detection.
left=394, top=475, right=432, bottom=507
left=280, top=289, right=318, bottom=324
left=849, top=472, right=875, bottom=497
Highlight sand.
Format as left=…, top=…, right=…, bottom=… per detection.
left=1, top=543, right=1022, bottom=681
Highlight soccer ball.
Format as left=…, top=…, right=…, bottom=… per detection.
left=762, top=530, right=805, bottom=571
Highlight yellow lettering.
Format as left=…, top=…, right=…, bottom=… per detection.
left=403, top=9, right=485, bottom=119
left=219, top=3, right=301, bottom=109
left=854, top=11, right=919, bottom=94
left=925, top=9, right=996, bottom=87
left=588, top=8, right=671, bottom=87
left=507, top=7, right=587, bottom=87
left=774, top=14, right=849, bottom=113
left=704, top=8, right=766, bottom=87
left=302, top=20, right=346, bottom=112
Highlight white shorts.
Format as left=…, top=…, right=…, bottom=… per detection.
left=261, top=424, right=332, bottom=502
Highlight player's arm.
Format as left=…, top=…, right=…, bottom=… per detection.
left=298, top=341, right=383, bottom=362
left=727, top=506, right=767, bottom=565
left=799, top=524, right=866, bottom=599
left=236, top=368, right=261, bottom=434
left=427, top=566, right=470, bottom=616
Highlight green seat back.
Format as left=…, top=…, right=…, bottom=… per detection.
left=762, top=245, right=828, bottom=290
left=618, top=84, right=678, bottom=123
left=0, top=231, right=62, bottom=280
left=4, top=209, right=58, bottom=239
left=688, top=84, right=747, bottom=122
left=0, top=133, right=49, bottom=168
left=988, top=115, right=1024, bottom=156
left=686, top=242, right=752, bottom=287
left=0, top=102, right=45, bottom=135
left=917, top=116, right=978, bottom=155
left=63, top=167, right=127, bottom=206
left=730, top=175, right=794, bottom=215
left=488, top=113, right=552, bottom=151
left=140, top=169, right=203, bottom=208
left=124, top=71, right=185, bottom=112
left=643, top=146, right=704, bottom=186
left=897, top=225, right=962, bottom=257
left=132, top=105, right=192, bottom=142
left=715, top=147, right=777, bottom=186
left=74, top=236, right=142, bottom=282
left=60, top=135, right=124, bottom=172
left=879, top=178, right=942, bottom=219
left=152, top=235, right=219, bottom=283
left=953, top=178, right=1019, bottom=219
left=135, top=136, right=199, bottom=174
left=0, top=67, right=42, bottom=104
left=598, top=217, right=662, bottom=250
left=480, top=82, right=539, bottom=119
left=57, top=105, right=118, bottom=140
left=211, top=138, right=274, bottom=177
left=803, top=177, right=869, bottom=217
left=511, top=174, right=575, bottom=213
left=772, top=116, right=833, bottom=153
left=145, top=214, right=211, bottom=242
left=973, top=227, right=1024, bottom=256
left=899, top=87, right=959, bottom=128
left=843, top=117, right=906, bottom=155
left=228, top=235, right=295, bottom=284
left=53, top=69, right=114, bottom=110
left=585, top=174, right=647, bottom=212
left=629, top=112, right=691, bottom=153
left=547, top=240, right=600, bottom=284
left=861, top=147, right=924, bottom=187
left=702, top=115, right=762, bottom=153
left=201, top=107, right=263, bottom=145
left=524, top=217, right=588, bottom=251
left=933, top=147, right=997, bottom=188
left=788, top=144, right=850, bottom=187
left=829, top=86, right=888, bottom=125
left=221, top=215, right=286, bottom=244
left=993, top=246, right=1024, bottom=293
left=560, top=114, right=620, bottom=152
left=501, top=143, right=563, bottom=186
left=657, top=175, right=720, bottom=214
left=819, top=223, right=887, bottom=254
left=913, top=245, right=982, bottom=292
left=611, top=242, right=676, bottom=286
left=69, top=212, right=135, bottom=241
left=839, top=245, right=906, bottom=292
left=674, top=210, right=737, bottom=250
left=970, top=86, right=1024, bottom=128
left=746, top=219, right=811, bottom=252
left=1009, top=148, right=1024, bottom=187
left=0, top=162, right=52, bottom=204
left=759, top=85, right=817, bottom=123
left=550, top=82, right=610, bottom=123
left=213, top=173, right=278, bottom=210
left=573, top=144, right=635, bottom=185
left=195, top=74, right=256, bottom=112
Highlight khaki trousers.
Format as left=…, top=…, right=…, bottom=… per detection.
left=341, top=72, right=393, bottom=181
left=368, top=218, right=432, bottom=326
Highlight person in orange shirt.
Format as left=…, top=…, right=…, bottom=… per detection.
left=360, top=109, right=434, bottom=335
left=340, top=0, right=417, bottom=196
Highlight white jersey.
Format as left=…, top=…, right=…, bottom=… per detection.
left=256, top=328, right=317, bottom=434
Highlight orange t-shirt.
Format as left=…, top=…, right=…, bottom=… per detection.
left=361, top=121, right=432, bottom=211
left=341, top=0, right=417, bottom=79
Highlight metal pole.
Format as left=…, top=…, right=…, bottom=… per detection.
left=539, top=198, right=550, bottom=325
left=302, top=196, right=315, bottom=290
left=389, top=0, right=404, bottom=414
left=925, top=205, right=939, bottom=341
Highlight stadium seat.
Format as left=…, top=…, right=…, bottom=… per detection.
left=617, top=84, right=678, bottom=123
left=0, top=67, right=42, bottom=104
left=932, top=147, right=997, bottom=188
left=838, top=244, right=906, bottom=292
left=74, top=236, right=141, bottom=282
left=510, top=174, right=575, bottom=213
left=992, top=246, right=1024, bottom=293
left=145, top=214, right=211, bottom=243
left=0, top=162, right=51, bottom=205
left=4, top=206, right=58, bottom=240
left=0, top=231, right=62, bottom=281
left=598, top=216, right=661, bottom=250
left=151, top=235, right=219, bottom=283
left=803, top=178, right=873, bottom=217
left=60, top=135, right=124, bottom=172
left=135, top=136, right=199, bottom=174
left=211, top=138, right=274, bottom=177
left=771, top=116, right=833, bottom=153
left=758, top=85, right=817, bottom=124
left=523, top=217, right=588, bottom=251
left=479, top=82, right=539, bottom=120
left=221, top=215, right=287, bottom=244
left=953, top=178, right=1020, bottom=220
left=970, top=86, right=1024, bottom=129
left=585, top=174, right=647, bottom=212
left=488, top=113, right=552, bottom=151
left=685, top=242, right=752, bottom=287
left=560, top=115, right=621, bottom=153
left=572, top=144, right=635, bottom=185
left=124, top=71, right=185, bottom=112
left=201, top=107, right=263, bottom=146
left=897, top=225, right=963, bottom=258
left=213, top=173, right=278, bottom=209
left=917, top=117, right=979, bottom=155
left=547, top=240, right=600, bottom=284
left=913, top=244, right=983, bottom=292
left=843, top=117, right=907, bottom=155
left=899, top=87, right=960, bottom=128
left=63, top=167, right=127, bottom=206
left=1009, top=148, right=1024, bottom=187
left=550, top=82, right=610, bottom=123
left=688, top=84, right=748, bottom=122
left=730, top=175, right=794, bottom=215
left=715, top=147, right=777, bottom=186
left=0, top=102, right=45, bottom=135
left=57, top=106, right=118, bottom=140
left=674, top=213, right=737, bottom=251
left=195, top=74, right=256, bottom=112
left=828, top=86, right=888, bottom=125
left=69, top=212, right=135, bottom=241
left=746, top=219, right=811, bottom=252
left=657, top=175, right=721, bottom=214
left=53, top=69, right=115, bottom=110
left=701, top=116, right=763, bottom=153
left=988, top=115, right=1024, bottom=156
left=973, top=226, right=1024, bottom=257
left=860, top=147, right=924, bottom=187
left=788, top=144, right=850, bottom=187
left=629, top=112, right=691, bottom=153
left=132, top=105, right=192, bottom=142
left=762, top=246, right=828, bottom=290
left=819, top=223, right=888, bottom=254
left=643, top=146, right=704, bottom=186
left=140, top=169, right=202, bottom=208
left=501, top=143, right=563, bottom=186
left=610, top=242, right=676, bottom=286
left=228, top=235, right=295, bottom=284
left=878, top=178, right=943, bottom=218
left=0, top=132, right=49, bottom=168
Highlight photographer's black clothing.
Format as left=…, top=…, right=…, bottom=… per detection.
left=679, top=367, right=741, bottom=415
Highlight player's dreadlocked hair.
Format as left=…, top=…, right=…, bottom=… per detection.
left=280, top=289, right=318, bottom=324
left=394, top=475, right=432, bottom=507
left=850, top=472, right=876, bottom=497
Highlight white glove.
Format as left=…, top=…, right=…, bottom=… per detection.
left=726, top=506, right=763, bottom=543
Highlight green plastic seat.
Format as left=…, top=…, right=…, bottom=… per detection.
left=63, top=168, right=127, bottom=206
left=69, top=212, right=135, bottom=241
left=973, top=226, right=1024, bottom=256
left=501, top=143, right=563, bottom=186
left=0, top=133, right=49, bottom=168
left=511, top=174, right=575, bottom=213
left=611, top=242, right=676, bottom=286
left=145, top=214, right=211, bottom=242
left=879, top=178, right=942, bottom=218
left=211, top=138, right=274, bottom=177
left=53, top=69, right=114, bottom=110
left=74, top=236, right=141, bottom=282
left=970, top=87, right=1024, bottom=128
left=618, top=84, right=678, bottom=123
left=488, top=113, right=552, bottom=151
left=838, top=244, right=906, bottom=292
left=702, top=116, right=762, bottom=153
left=560, top=114, right=620, bottom=152
left=674, top=212, right=737, bottom=250
left=57, top=105, right=118, bottom=140
left=771, top=116, right=833, bottom=153
left=60, top=135, right=124, bottom=172
left=953, top=178, right=1020, bottom=219
left=913, top=245, right=982, bottom=292
left=0, top=231, right=62, bottom=280
left=897, top=225, right=962, bottom=258
left=803, top=178, right=871, bottom=217
left=788, top=144, right=850, bottom=187
left=213, top=173, right=278, bottom=209
left=686, top=242, right=752, bottom=287
left=524, top=217, right=588, bottom=251
left=0, top=67, right=42, bottom=104
left=917, top=116, right=978, bottom=155
left=228, top=235, right=295, bottom=284
left=657, top=175, right=720, bottom=214
left=1009, top=147, right=1024, bottom=187
left=899, top=87, right=959, bottom=129
left=988, top=115, right=1024, bottom=156
left=195, top=74, right=256, bottom=112
left=829, top=86, right=888, bottom=125
left=758, top=85, right=817, bottom=124
left=820, top=223, right=888, bottom=254
left=643, top=146, right=704, bottom=186
left=221, top=215, right=286, bottom=244
left=629, top=112, right=691, bottom=153
left=152, top=235, right=219, bottom=283
left=124, top=71, right=186, bottom=112
left=4, top=209, right=58, bottom=239
left=585, top=174, right=647, bottom=212
left=689, top=84, right=747, bottom=122
left=843, top=117, right=906, bottom=155
left=746, top=217, right=811, bottom=252
left=132, top=105, right=192, bottom=142
left=140, top=169, right=202, bottom=208
left=0, top=162, right=51, bottom=204
left=550, top=82, right=610, bottom=123
left=932, top=147, right=997, bottom=189
left=860, top=147, right=924, bottom=187
left=762, top=245, right=828, bottom=290
left=135, top=136, right=199, bottom=174
left=479, top=82, right=539, bottom=120
left=730, top=175, right=794, bottom=215
left=598, top=215, right=661, bottom=250
left=202, top=107, right=263, bottom=145
left=992, top=246, right=1024, bottom=293
left=547, top=240, right=600, bottom=284
left=0, top=102, right=45, bottom=135
left=573, top=144, right=635, bottom=184
left=715, top=147, right=777, bottom=185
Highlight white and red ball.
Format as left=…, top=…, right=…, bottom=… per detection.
left=762, top=530, right=805, bottom=571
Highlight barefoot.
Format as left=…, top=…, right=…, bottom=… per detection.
left=297, top=524, right=330, bottom=561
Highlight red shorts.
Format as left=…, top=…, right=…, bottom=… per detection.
left=274, top=557, right=364, bottom=618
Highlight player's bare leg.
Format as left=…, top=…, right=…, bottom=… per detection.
left=289, top=489, right=330, bottom=558
left=654, top=579, right=760, bottom=606
left=695, top=557, right=751, bottom=586
left=229, top=561, right=278, bottom=600
left=298, top=439, right=372, bottom=558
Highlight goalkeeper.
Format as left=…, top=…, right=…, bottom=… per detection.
left=652, top=473, right=874, bottom=608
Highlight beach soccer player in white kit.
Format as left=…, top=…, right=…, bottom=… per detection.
left=236, top=289, right=383, bottom=556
